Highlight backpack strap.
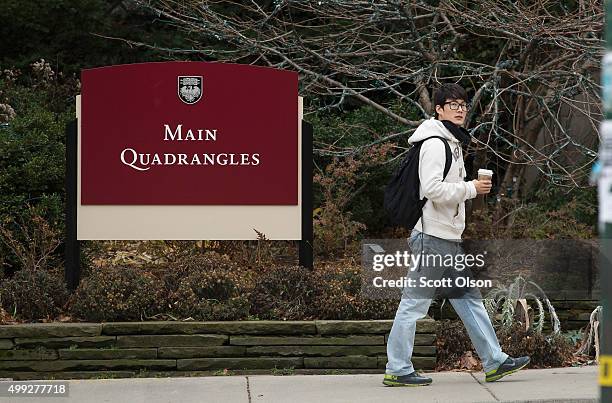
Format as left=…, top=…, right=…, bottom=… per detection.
left=415, top=136, right=454, bottom=243
left=422, top=136, right=452, bottom=180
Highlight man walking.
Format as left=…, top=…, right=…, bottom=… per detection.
left=383, top=83, right=530, bottom=387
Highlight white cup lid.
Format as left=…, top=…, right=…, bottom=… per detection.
left=478, top=169, right=493, bottom=175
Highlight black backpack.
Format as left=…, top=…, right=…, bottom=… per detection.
left=384, top=136, right=452, bottom=230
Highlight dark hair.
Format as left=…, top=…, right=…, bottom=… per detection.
left=433, top=83, right=468, bottom=116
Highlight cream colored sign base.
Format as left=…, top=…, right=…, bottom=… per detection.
left=76, top=95, right=303, bottom=240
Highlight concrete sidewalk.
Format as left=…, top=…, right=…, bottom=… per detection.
left=0, top=365, right=599, bottom=403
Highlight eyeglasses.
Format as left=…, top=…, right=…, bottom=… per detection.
left=443, top=101, right=470, bottom=112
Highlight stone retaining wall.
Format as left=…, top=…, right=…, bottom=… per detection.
left=0, top=319, right=436, bottom=380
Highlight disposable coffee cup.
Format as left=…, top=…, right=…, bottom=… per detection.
left=478, top=169, right=493, bottom=181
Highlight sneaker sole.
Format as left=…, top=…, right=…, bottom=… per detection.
left=485, top=359, right=530, bottom=382
left=382, top=380, right=432, bottom=387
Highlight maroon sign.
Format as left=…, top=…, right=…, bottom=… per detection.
left=80, top=62, right=298, bottom=205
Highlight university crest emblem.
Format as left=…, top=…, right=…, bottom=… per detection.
left=178, top=76, right=203, bottom=104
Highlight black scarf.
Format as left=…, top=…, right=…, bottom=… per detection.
left=441, top=120, right=472, bottom=146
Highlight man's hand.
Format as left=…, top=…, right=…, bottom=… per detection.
left=472, top=179, right=492, bottom=195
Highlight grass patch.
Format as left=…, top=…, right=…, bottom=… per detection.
left=270, top=366, right=295, bottom=376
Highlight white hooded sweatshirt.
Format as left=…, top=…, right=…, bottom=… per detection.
left=408, top=117, right=478, bottom=241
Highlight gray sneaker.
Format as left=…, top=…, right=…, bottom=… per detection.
left=485, top=356, right=530, bottom=382
left=383, top=371, right=432, bottom=386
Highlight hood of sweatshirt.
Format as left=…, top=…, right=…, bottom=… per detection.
left=407, top=117, right=460, bottom=145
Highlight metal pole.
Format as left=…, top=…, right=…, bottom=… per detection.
left=599, top=2, right=612, bottom=400
left=299, top=120, right=314, bottom=269
left=65, top=119, right=80, bottom=291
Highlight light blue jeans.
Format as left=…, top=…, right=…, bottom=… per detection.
left=385, top=229, right=509, bottom=375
